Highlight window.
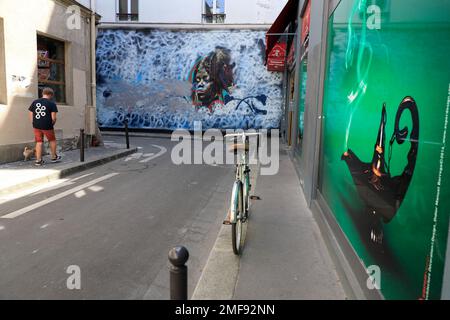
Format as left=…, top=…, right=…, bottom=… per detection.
left=203, top=0, right=226, bottom=23
left=117, top=0, right=139, bottom=22
left=0, top=17, right=6, bottom=104
left=37, top=35, right=66, bottom=103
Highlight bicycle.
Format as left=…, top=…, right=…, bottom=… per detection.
left=223, top=131, right=261, bottom=255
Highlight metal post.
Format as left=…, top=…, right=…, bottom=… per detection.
left=168, top=246, right=189, bottom=300
left=80, top=129, right=85, bottom=162
left=124, top=120, right=130, bottom=149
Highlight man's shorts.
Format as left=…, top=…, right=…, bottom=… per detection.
left=33, top=128, right=56, bottom=143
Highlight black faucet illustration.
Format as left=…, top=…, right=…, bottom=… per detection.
left=341, top=97, right=419, bottom=245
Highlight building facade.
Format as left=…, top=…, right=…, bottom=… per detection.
left=95, top=0, right=288, bottom=25
left=276, top=0, right=450, bottom=300
left=0, top=0, right=99, bottom=164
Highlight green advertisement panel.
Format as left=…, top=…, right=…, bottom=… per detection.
left=298, top=58, right=308, bottom=151
left=319, top=0, right=450, bottom=299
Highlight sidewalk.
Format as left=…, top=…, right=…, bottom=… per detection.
left=0, top=142, right=137, bottom=196
left=192, top=148, right=347, bottom=300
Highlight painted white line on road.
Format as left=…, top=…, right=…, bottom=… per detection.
left=31, top=173, right=97, bottom=197
left=125, top=152, right=143, bottom=162
left=139, top=145, right=167, bottom=163
left=88, top=185, right=104, bottom=192
left=70, top=172, right=96, bottom=182
left=0, top=179, right=69, bottom=205
left=0, top=173, right=119, bottom=219
left=0, top=172, right=97, bottom=204
left=74, top=190, right=86, bottom=198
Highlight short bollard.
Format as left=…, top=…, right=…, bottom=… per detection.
left=80, top=129, right=85, bottom=162
left=168, top=246, right=189, bottom=300
left=124, top=119, right=130, bottom=149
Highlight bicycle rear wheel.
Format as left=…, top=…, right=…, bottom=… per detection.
left=230, top=181, right=243, bottom=255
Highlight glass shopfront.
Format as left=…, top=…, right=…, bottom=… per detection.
left=295, top=0, right=310, bottom=155
left=318, top=0, right=450, bottom=299
left=297, top=57, right=307, bottom=152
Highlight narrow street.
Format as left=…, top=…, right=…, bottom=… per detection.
left=0, top=136, right=234, bottom=299
left=2, top=0, right=449, bottom=305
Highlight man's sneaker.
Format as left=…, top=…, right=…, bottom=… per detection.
left=51, top=155, right=62, bottom=163
left=35, top=159, right=45, bottom=166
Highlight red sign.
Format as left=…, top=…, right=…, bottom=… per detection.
left=267, top=41, right=287, bottom=72
left=301, top=0, right=311, bottom=45
left=287, top=42, right=295, bottom=68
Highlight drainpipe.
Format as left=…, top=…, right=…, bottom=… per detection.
left=90, top=0, right=96, bottom=110
left=90, top=0, right=103, bottom=145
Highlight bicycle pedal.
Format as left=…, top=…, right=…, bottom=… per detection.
left=250, top=195, right=261, bottom=200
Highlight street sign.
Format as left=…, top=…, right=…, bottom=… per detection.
left=267, top=41, right=287, bottom=72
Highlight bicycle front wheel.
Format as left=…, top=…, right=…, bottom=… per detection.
left=230, top=180, right=243, bottom=255
left=243, top=169, right=250, bottom=220
left=232, top=218, right=242, bottom=255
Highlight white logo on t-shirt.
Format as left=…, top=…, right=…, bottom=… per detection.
left=35, top=103, right=47, bottom=120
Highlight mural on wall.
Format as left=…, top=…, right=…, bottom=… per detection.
left=96, top=29, right=283, bottom=130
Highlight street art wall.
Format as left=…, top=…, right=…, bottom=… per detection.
left=96, top=29, right=283, bottom=130
left=319, top=0, right=450, bottom=299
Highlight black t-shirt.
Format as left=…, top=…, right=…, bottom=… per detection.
left=28, top=98, right=58, bottom=130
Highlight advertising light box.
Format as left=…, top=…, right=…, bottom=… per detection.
left=319, top=0, right=450, bottom=299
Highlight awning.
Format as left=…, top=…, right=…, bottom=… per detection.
left=265, top=0, right=299, bottom=65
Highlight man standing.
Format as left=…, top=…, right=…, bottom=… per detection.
left=28, top=87, right=61, bottom=166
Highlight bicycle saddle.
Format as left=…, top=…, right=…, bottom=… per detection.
left=229, top=143, right=249, bottom=153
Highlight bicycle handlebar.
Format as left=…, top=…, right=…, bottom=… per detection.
left=224, top=132, right=262, bottom=138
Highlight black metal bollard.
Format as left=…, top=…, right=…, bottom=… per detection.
left=168, top=246, right=189, bottom=300
left=80, top=129, right=85, bottom=162
left=124, top=120, right=130, bottom=149
left=257, top=130, right=260, bottom=151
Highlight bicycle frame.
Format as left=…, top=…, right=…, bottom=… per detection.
left=229, top=165, right=248, bottom=224
left=226, top=132, right=259, bottom=224
left=225, top=131, right=260, bottom=255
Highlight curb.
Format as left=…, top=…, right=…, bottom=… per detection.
left=102, top=131, right=173, bottom=140
left=0, top=147, right=137, bottom=196
left=191, top=164, right=259, bottom=300
left=191, top=223, right=243, bottom=300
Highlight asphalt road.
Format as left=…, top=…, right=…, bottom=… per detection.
left=0, top=135, right=235, bottom=299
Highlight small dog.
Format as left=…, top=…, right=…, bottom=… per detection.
left=23, top=146, right=35, bottom=161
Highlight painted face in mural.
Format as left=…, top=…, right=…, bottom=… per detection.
left=190, top=47, right=235, bottom=112
left=193, top=60, right=214, bottom=104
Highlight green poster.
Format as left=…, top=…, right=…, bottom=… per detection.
left=319, top=0, right=450, bottom=299
left=298, top=58, right=308, bottom=150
